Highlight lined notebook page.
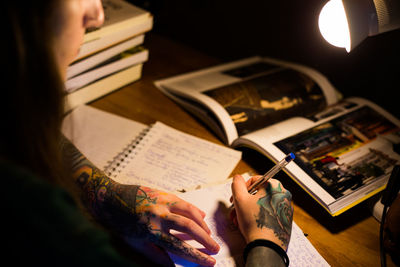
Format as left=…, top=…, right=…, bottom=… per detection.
left=113, top=121, right=242, bottom=192
left=62, top=105, right=241, bottom=192
left=170, top=180, right=330, bottom=267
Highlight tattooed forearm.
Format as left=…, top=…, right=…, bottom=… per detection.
left=60, top=136, right=215, bottom=266
left=255, top=183, right=293, bottom=248
left=60, top=137, right=168, bottom=236
left=60, top=136, right=138, bottom=223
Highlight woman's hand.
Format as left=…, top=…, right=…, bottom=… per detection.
left=61, top=137, right=219, bottom=266
left=108, top=184, right=220, bottom=266
left=230, top=174, right=293, bottom=250
left=83, top=178, right=220, bottom=266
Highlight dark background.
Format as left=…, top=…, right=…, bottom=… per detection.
left=129, top=0, right=400, bottom=119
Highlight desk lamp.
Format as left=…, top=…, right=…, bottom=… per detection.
left=318, top=1, right=400, bottom=266
left=318, top=0, right=400, bottom=52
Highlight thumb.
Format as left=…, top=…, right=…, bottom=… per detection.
left=231, top=174, right=249, bottom=202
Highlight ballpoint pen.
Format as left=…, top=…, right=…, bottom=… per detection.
left=247, top=152, right=295, bottom=195
left=230, top=153, right=295, bottom=209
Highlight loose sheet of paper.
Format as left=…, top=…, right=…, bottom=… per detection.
left=170, top=180, right=330, bottom=267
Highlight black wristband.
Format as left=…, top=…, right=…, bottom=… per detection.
left=243, top=239, right=289, bottom=267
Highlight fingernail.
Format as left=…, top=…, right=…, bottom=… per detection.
left=200, top=209, right=206, bottom=217
left=205, top=257, right=216, bottom=266
left=211, top=242, right=220, bottom=253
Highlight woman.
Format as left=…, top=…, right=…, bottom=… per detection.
left=3, top=0, right=293, bottom=266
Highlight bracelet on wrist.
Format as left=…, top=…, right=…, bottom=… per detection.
left=243, top=239, right=289, bottom=267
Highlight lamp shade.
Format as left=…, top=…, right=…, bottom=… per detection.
left=319, top=0, right=400, bottom=52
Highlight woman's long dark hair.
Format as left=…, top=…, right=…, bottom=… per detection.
left=3, top=1, right=68, bottom=186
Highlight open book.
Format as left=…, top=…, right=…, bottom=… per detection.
left=154, top=56, right=400, bottom=216
left=62, top=105, right=241, bottom=192
left=170, top=178, right=330, bottom=267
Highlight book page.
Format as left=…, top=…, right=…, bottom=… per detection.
left=233, top=97, right=400, bottom=215
left=113, top=121, right=242, bottom=192
left=155, top=57, right=341, bottom=145
left=170, top=180, right=330, bottom=267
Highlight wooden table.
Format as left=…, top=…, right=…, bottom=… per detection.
left=90, top=33, right=396, bottom=267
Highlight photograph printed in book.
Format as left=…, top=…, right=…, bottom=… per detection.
left=275, top=105, right=400, bottom=199
left=204, top=62, right=327, bottom=136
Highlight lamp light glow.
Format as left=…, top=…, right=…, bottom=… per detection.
left=318, top=0, right=400, bottom=52
left=318, top=0, right=351, bottom=52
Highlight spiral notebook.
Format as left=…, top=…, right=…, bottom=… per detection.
left=62, top=105, right=242, bottom=192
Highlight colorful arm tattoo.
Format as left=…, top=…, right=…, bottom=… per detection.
left=60, top=136, right=209, bottom=263
left=255, top=182, right=293, bottom=248
left=60, top=136, right=139, bottom=229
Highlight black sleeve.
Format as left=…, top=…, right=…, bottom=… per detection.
left=245, top=246, right=286, bottom=267
left=4, top=162, right=141, bottom=267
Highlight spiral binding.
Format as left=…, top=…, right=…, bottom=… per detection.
left=103, top=125, right=152, bottom=178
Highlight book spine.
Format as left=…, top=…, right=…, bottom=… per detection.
left=103, top=125, right=152, bottom=178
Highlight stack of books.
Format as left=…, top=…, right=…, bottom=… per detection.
left=65, top=0, right=153, bottom=111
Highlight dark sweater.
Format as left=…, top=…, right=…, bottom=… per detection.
left=3, top=161, right=141, bottom=267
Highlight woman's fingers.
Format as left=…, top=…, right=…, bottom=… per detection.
left=164, top=214, right=220, bottom=253
left=229, top=207, right=238, bottom=227
left=231, top=174, right=250, bottom=202
left=153, top=231, right=216, bottom=266
left=245, top=175, right=263, bottom=188
left=230, top=175, right=263, bottom=203
left=169, top=200, right=211, bottom=234
left=156, top=195, right=220, bottom=254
